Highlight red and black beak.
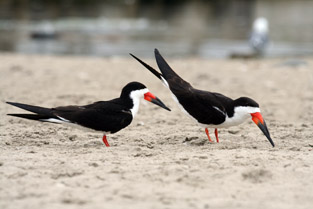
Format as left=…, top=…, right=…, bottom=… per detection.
left=144, top=92, right=171, bottom=111
left=251, top=112, right=275, bottom=147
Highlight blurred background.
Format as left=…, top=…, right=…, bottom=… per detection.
left=0, top=0, right=312, bottom=58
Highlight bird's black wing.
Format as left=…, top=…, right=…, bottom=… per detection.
left=7, top=100, right=133, bottom=133
left=175, top=89, right=230, bottom=125
left=129, top=53, right=163, bottom=81
left=154, top=49, right=231, bottom=125
left=130, top=49, right=193, bottom=93
left=154, top=48, right=193, bottom=92
left=53, top=101, right=133, bottom=133
left=209, top=92, right=236, bottom=118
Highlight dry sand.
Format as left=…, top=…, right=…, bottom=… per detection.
left=0, top=53, right=313, bottom=209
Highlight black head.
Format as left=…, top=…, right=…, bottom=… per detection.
left=234, top=97, right=259, bottom=108
left=234, top=97, right=274, bottom=147
left=120, top=81, right=171, bottom=112
left=120, top=82, right=147, bottom=98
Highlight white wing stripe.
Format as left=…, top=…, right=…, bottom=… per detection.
left=213, top=106, right=226, bottom=116
left=57, top=116, right=71, bottom=122
left=161, top=76, right=169, bottom=88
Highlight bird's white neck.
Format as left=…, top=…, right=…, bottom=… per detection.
left=218, top=106, right=261, bottom=128
left=130, top=97, right=140, bottom=117
left=129, top=88, right=149, bottom=117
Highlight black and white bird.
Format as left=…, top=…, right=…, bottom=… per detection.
left=6, top=82, right=170, bottom=147
left=130, top=49, right=274, bottom=147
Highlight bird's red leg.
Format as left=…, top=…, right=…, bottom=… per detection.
left=205, top=128, right=213, bottom=142
left=102, top=135, right=110, bottom=147
left=214, top=128, right=219, bottom=143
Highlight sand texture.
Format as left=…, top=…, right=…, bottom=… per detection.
left=1, top=54, right=313, bottom=209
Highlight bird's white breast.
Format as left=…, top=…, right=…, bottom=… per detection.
left=206, top=106, right=260, bottom=128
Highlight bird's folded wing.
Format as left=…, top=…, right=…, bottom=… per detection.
left=55, top=108, right=132, bottom=132
left=177, top=89, right=227, bottom=125
left=53, top=102, right=132, bottom=133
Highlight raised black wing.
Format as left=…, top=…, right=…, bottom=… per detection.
left=154, top=49, right=233, bottom=125
left=154, top=48, right=193, bottom=92
left=130, top=53, right=163, bottom=81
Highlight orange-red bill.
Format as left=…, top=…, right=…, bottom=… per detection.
left=251, top=112, right=275, bottom=147
left=144, top=92, right=171, bottom=111
left=144, top=92, right=156, bottom=101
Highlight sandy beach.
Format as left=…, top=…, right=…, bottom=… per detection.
left=1, top=53, right=313, bottom=209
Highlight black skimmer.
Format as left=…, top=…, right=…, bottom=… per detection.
left=130, top=49, right=275, bottom=147
left=6, top=82, right=170, bottom=147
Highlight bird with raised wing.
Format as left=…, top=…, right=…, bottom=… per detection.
left=130, top=49, right=274, bottom=147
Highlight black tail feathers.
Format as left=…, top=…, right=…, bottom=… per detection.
left=7, top=113, right=52, bottom=121
left=129, top=53, right=163, bottom=81
left=154, top=48, right=180, bottom=80
left=6, top=102, right=53, bottom=116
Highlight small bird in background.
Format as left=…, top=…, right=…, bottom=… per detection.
left=130, top=49, right=274, bottom=147
left=249, top=17, right=269, bottom=56
left=6, top=82, right=171, bottom=147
